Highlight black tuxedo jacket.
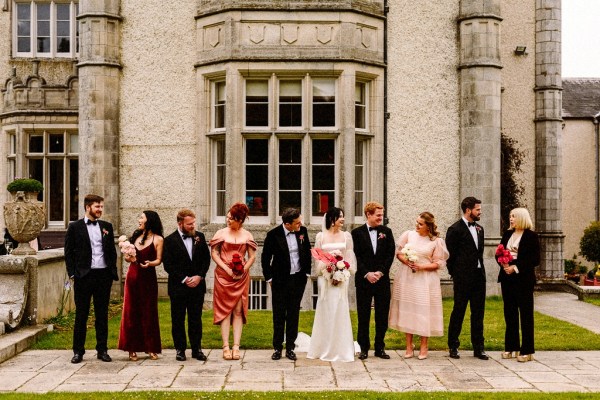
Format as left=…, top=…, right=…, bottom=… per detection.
left=445, top=219, right=486, bottom=284
left=496, top=229, right=540, bottom=287
left=163, top=229, right=211, bottom=297
left=351, top=224, right=396, bottom=288
left=65, top=219, right=118, bottom=280
left=261, top=225, right=311, bottom=284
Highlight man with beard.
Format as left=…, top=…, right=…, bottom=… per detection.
left=446, top=196, right=489, bottom=360
left=163, top=209, right=211, bottom=361
left=65, top=194, right=118, bottom=364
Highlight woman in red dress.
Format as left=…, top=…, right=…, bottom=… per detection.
left=118, top=210, right=164, bottom=361
left=210, top=203, right=257, bottom=360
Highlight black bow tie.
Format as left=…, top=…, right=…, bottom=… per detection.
left=182, top=234, right=191, bottom=240
left=86, top=219, right=98, bottom=225
left=468, top=222, right=477, bottom=227
left=368, top=226, right=378, bottom=232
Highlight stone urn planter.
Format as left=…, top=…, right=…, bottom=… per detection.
left=3, top=179, right=45, bottom=255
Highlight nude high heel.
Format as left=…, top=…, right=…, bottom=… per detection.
left=128, top=352, right=138, bottom=361
left=517, top=354, right=533, bottom=362
left=404, top=344, right=415, bottom=359
left=223, top=345, right=232, bottom=360
left=501, top=351, right=519, bottom=359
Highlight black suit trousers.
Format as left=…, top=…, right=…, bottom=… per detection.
left=501, top=280, right=534, bottom=355
left=448, top=277, right=486, bottom=351
left=72, top=268, right=113, bottom=355
left=271, top=273, right=307, bottom=351
left=170, top=290, right=204, bottom=352
left=356, top=280, right=390, bottom=352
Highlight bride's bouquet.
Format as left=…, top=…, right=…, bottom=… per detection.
left=118, top=235, right=136, bottom=259
left=400, top=244, right=418, bottom=273
left=311, top=248, right=351, bottom=286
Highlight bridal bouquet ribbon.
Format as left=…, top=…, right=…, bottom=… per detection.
left=311, top=248, right=351, bottom=286
left=230, top=253, right=245, bottom=276
left=495, top=244, right=514, bottom=265
left=118, top=235, right=136, bottom=258
left=401, top=244, right=419, bottom=273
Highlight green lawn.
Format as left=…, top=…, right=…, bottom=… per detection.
left=584, top=297, right=600, bottom=307
left=33, top=296, right=600, bottom=351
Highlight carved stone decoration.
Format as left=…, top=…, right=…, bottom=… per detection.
left=358, top=26, right=375, bottom=48
left=316, top=26, right=333, bottom=44
left=0, top=257, right=29, bottom=330
left=249, top=25, right=266, bottom=44
left=2, top=0, right=9, bottom=12
left=282, top=25, right=299, bottom=44
left=206, top=26, right=221, bottom=48
left=3, top=191, right=46, bottom=255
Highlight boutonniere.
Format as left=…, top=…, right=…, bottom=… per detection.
left=378, top=233, right=386, bottom=240
left=102, top=228, right=109, bottom=237
left=298, top=234, right=305, bottom=244
left=193, top=235, right=201, bottom=245
left=475, top=226, right=482, bottom=233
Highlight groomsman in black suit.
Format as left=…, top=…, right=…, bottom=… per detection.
left=446, top=196, right=489, bottom=360
left=65, top=194, right=118, bottom=364
left=163, top=209, right=211, bottom=361
left=351, top=201, right=396, bottom=360
left=261, top=208, right=311, bottom=361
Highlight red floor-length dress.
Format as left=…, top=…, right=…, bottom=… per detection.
left=118, top=242, right=162, bottom=354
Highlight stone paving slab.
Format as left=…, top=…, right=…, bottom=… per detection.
left=2, top=350, right=597, bottom=393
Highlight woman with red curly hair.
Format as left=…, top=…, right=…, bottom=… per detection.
left=209, top=202, right=257, bottom=360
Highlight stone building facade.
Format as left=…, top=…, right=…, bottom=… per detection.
left=0, top=0, right=564, bottom=309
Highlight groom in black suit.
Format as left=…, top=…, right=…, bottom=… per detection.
left=446, top=196, right=488, bottom=360
left=261, top=208, right=311, bottom=361
left=65, top=194, right=118, bottom=364
left=351, top=201, right=396, bottom=360
left=163, top=209, right=211, bottom=361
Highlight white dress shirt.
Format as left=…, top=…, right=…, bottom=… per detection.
left=85, top=217, right=107, bottom=269
left=462, top=217, right=482, bottom=268
left=284, top=225, right=301, bottom=274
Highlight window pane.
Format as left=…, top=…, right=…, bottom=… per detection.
left=215, top=140, right=226, bottom=216
left=37, top=20, right=50, bottom=37
left=69, top=159, right=79, bottom=221
left=28, top=158, right=43, bottom=182
left=279, top=165, right=301, bottom=190
left=17, top=21, right=31, bottom=36
left=278, top=139, right=302, bottom=214
left=57, top=37, right=70, bottom=53
left=17, top=3, right=31, bottom=19
left=214, top=81, right=226, bottom=129
left=312, top=191, right=334, bottom=215
left=312, top=79, right=335, bottom=127
left=37, top=3, right=50, bottom=20
left=246, top=81, right=268, bottom=127
left=18, top=37, right=31, bottom=52
left=49, top=159, right=64, bottom=221
left=9, top=134, right=16, bottom=155
left=312, top=166, right=335, bottom=190
left=313, top=104, right=335, bottom=127
left=246, top=139, right=269, bottom=216
left=312, top=139, right=335, bottom=216
left=355, top=83, right=366, bottom=129
left=312, top=139, right=334, bottom=164
left=57, top=20, right=70, bottom=36
left=57, top=3, right=70, bottom=20
left=313, top=79, right=335, bottom=101
left=37, top=37, right=50, bottom=52
left=279, top=80, right=302, bottom=127
left=17, top=4, right=31, bottom=53
left=29, top=135, right=43, bottom=153
left=278, top=139, right=302, bottom=163
left=49, top=134, right=65, bottom=153
left=279, top=192, right=301, bottom=215
left=69, top=134, right=79, bottom=153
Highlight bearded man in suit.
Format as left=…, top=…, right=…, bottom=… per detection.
left=261, top=208, right=311, bottom=361
left=351, top=201, right=396, bottom=360
left=446, top=196, right=489, bottom=360
left=163, top=209, right=211, bottom=361
left=65, top=194, right=118, bottom=364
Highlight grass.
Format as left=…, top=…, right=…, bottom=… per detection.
left=0, top=392, right=599, bottom=400
left=33, top=296, right=600, bottom=351
left=584, top=297, right=600, bottom=307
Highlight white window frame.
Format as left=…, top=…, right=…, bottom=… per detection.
left=211, top=136, right=226, bottom=223
left=248, top=278, right=269, bottom=310
left=212, top=80, right=226, bottom=131
left=354, top=137, right=368, bottom=224
left=355, top=81, right=368, bottom=131
left=310, top=77, right=338, bottom=129
left=13, top=1, right=79, bottom=58
left=308, top=137, right=337, bottom=225
left=276, top=79, right=304, bottom=130
left=243, top=136, right=271, bottom=225
left=244, top=79, right=271, bottom=129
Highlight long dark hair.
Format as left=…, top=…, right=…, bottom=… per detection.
left=131, top=210, right=164, bottom=245
left=325, top=207, right=344, bottom=230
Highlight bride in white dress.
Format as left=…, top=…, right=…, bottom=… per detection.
left=307, top=207, right=357, bottom=362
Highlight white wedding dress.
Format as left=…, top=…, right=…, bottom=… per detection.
left=307, top=231, right=357, bottom=362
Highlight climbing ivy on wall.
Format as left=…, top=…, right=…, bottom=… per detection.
left=500, top=132, right=525, bottom=232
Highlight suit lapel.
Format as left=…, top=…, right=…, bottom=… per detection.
left=78, top=219, right=92, bottom=249
left=175, top=231, right=192, bottom=261
left=362, top=225, right=376, bottom=257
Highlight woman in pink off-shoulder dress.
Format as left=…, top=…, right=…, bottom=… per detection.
left=389, top=211, right=448, bottom=360
left=209, top=203, right=257, bottom=361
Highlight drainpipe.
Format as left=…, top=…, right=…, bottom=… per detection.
left=595, top=112, right=600, bottom=221
left=383, top=0, right=389, bottom=224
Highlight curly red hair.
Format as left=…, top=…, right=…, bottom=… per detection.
left=229, top=202, right=249, bottom=222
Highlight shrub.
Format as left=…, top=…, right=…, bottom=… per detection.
left=580, top=221, right=600, bottom=265
left=6, top=178, right=43, bottom=193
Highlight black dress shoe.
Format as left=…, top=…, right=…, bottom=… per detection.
left=358, top=351, right=368, bottom=360
left=96, top=352, right=112, bottom=362
left=71, top=353, right=83, bottom=364
left=374, top=350, right=390, bottom=359
left=271, top=350, right=282, bottom=360
left=474, top=350, right=489, bottom=360
left=285, top=350, right=297, bottom=361
left=176, top=350, right=186, bottom=361
left=192, top=351, right=207, bottom=361
left=449, top=348, right=460, bottom=359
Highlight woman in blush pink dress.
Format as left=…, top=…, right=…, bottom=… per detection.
left=389, top=211, right=448, bottom=360
left=209, top=203, right=257, bottom=361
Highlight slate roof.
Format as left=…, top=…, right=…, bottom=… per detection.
left=562, top=78, right=600, bottom=119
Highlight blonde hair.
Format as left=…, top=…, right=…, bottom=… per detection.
left=176, top=208, right=196, bottom=222
left=419, top=211, right=440, bottom=240
left=364, top=201, right=384, bottom=217
left=510, top=207, right=533, bottom=230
